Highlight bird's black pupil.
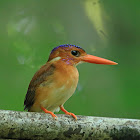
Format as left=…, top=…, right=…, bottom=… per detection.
left=71, top=50, right=80, bottom=57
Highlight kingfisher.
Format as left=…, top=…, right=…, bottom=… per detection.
left=24, top=44, right=117, bottom=120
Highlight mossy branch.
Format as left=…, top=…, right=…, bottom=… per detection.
left=0, top=110, right=140, bottom=140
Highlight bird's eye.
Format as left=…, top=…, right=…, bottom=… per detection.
left=71, top=50, right=80, bottom=57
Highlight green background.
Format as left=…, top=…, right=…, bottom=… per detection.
left=0, top=0, right=140, bottom=119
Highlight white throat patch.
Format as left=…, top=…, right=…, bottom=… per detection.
left=49, top=57, right=61, bottom=63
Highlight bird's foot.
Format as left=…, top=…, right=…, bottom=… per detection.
left=65, top=112, right=77, bottom=120
left=50, top=112, right=57, bottom=120
left=40, top=106, right=57, bottom=120
left=60, top=105, right=77, bottom=120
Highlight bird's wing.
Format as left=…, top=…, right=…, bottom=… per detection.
left=24, top=63, right=55, bottom=111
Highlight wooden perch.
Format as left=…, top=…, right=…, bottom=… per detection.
left=0, top=110, right=140, bottom=140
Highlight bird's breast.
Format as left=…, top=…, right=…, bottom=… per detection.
left=35, top=64, right=79, bottom=112
left=49, top=65, right=79, bottom=104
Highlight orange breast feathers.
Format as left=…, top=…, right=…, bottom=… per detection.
left=25, top=60, right=79, bottom=112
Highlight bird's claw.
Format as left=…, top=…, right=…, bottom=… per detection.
left=51, top=114, right=57, bottom=120
left=66, top=112, right=77, bottom=120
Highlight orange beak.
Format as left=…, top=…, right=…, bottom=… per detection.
left=82, top=54, right=118, bottom=65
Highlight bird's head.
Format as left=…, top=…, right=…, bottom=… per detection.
left=48, top=44, right=117, bottom=66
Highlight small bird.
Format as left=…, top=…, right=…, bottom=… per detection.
left=24, top=44, right=117, bottom=120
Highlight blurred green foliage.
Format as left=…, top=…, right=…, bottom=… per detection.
left=0, top=0, right=140, bottom=119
